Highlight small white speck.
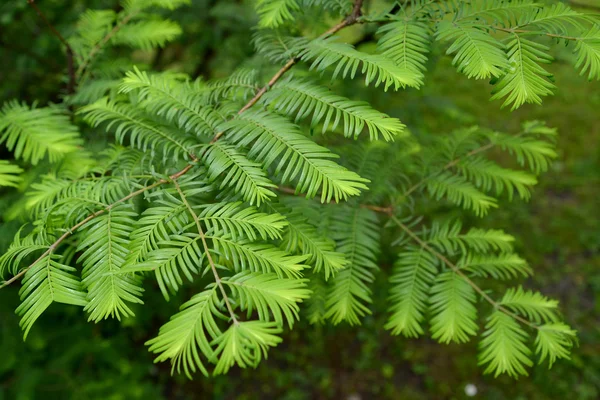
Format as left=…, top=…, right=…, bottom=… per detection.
left=465, top=383, right=478, bottom=397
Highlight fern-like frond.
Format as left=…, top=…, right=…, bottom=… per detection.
left=224, top=271, right=310, bottom=328
left=296, top=37, right=421, bottom=90
left=479, top=311, right=533, bottom=377
left=499, top=286, right=559, bottom=323
left=453, top=0, right=540, bottom=23
left=455, top=157, right=538, bottom=200
left=26, top=175, right=133, bottom=219
left=223, top=110, right=369, bottom=202
left=0, top=101, right=82, bottom=165
left=325, top=207, right=380, bottom=325
left=198, top=202, right=287, bottom=241
left=0, top=160, right=22, bottom=187
left=69, top=10, right=116, bottom=59
left=459, top=253, right=532, bottom=280
left=574, top=26, right=600, bottom=81
left=304, top=270, right=328, bottom=324
left=491, top=35, right=555, bottom=110
left=199, top=143, right=277, bottom=206
left=514, top=2, right=585, bottom=33
left=80, top=97, right=195, bottom=161
left=124, top=198, right=189, bottom=267
left=146, top=287, right=223, bottom=378
left=212, top=320, right=282, bottom=375
left=427, top=171, right=498, bottom=217
left=253, top=31, right=296, bottom=63
left=429, top=272, right=478, bottom=344
left=255, top=0, right=300, bottom=28
left=120, top=67, right=224, bottom=137
left=487, top=131, right=557, bottom=173
left=16, top=253, right=88, bottom=339
left=0, top=230, right=48, bottom=279
left=124, top=233, right=202, bottom=300
left=68, top=79, right=121, bottom=105
left=260, top=78, right=405, bottom=140
left=426, top=221, right=515, bottom=254
left=211, top=235, right=308, bottom=278
left=436, top=22, right=508, bottom=79
left=377, top=20, right=430, bottom=88
left=277, top=204, right=346, bottom=278
left=386, top=246, right=438, bottom=337
left=112, top=19, right=182, bottom=50
left=206, top=69, right=260, bottom=103
left=535, top=323, right=577, bottom=368
left=78, top=205, right=144, bottom=322
left=123, top=0, right=191, bottom=11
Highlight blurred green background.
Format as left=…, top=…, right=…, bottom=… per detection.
left=1, top=1, right=598, bottom=399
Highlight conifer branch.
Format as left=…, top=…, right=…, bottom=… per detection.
left=214, top=0, right=364, bottom=141
left=1, top=0, right=367, bottom=291
left=172, top=179, right=239, bottom=324
left=27, top=0, right=76, bottom=93
left=0, top=172, right=178, bottom=290
left=390, top=215, right=539, bottom=330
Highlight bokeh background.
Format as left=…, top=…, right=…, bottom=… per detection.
left=1, top=1, right=598, bottom=399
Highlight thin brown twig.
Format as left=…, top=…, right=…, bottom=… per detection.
left=27, top=0, right=76, bottom=94
left=389, top=215, right=539, bottom=330
left=173, top=180, right=238, bottom=324
left=1, top=0, right=367, bottom=289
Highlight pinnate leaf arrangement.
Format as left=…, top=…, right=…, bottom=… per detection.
left=0, top=0, right=597, bottom=378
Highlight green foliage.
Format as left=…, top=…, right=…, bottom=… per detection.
left=296, top=37, right=421, bottom=90
left=0, top=160, right=22, bottom=187
left=260, top=77, right=405, bottom=140
left=490, top=36, right=556, bottom=110
left=224, top=271, right=310, bottom=328
left=0, top=101, right=82, bottom=165
left=78, top=205, right=143, bottom=322
left=325, top=206, right=380, bottom=325
left=0, top=0, right=597, bottom=384
left=377, top=19, right=430, bottom=88
left=146, top=287, right=223, bottom=377
left=80, top=97, right=196, bottom=161
left=17, top=254, right=88, bottom=339
left=479, top=311, right=533, bottom=378
left=112, top=20, right=183, bottom=50
left=222, top=110, right=369, bottom=202
left=428, top=272, right=478, bottom=344
left=255, top=0, right=300, bottom=28
left=436, top=21, right=508, bottom=80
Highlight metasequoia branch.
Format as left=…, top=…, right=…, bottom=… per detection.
left=0, top=180, right=164, bottom=289
left=1, top=0, right=366, bottom=289
left=389, top=215, right=540, bottom=330
left=173, top=181, right=239, bottom=324
left=27, top=0, right=76, bottom=94
left=277, top=188, right=538, bottom=330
